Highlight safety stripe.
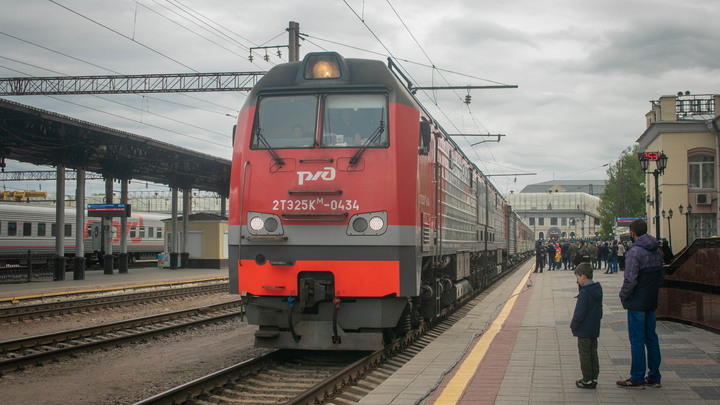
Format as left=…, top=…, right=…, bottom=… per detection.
left=433, top=264, right=534, bottom=404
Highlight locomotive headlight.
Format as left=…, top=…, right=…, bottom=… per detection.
left=247, top=212, right=284, bottom=236
left=346, top=212, right=387, bottom=236
left=304, top=54, right=341, bottom=79
left=264, top=217, right=279, bottom=232
left=369, top=216, right=384, bottom=231
left=352, top=217, right=368, bottom=232
left=250, top=216, right=264, bottom=231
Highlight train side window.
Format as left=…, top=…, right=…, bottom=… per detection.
left=156, top=228, right=163, bottom=239
left=139, top=227, right=146, bottom=238
left=0, top=221, right=2, bottom=236
left=130, top=226, right=137, bottom=238
left=65, top=224, right=72, bottom=237
left=148, top=227, right=154, bottom=238
left=23, top=222, right=32, bottom=237
left=8, top=222, right=17, bottom=236
left=38, top=223, right=46, bottom=237
left=51, top=224, right=56, bottom=237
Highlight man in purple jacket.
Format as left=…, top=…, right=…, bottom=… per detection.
left=616, top=219, right=664, bottom=389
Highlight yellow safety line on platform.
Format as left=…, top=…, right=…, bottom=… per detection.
left=433, top=264, right=534, bottom=405
left=0, top=276, right=229, bottom=304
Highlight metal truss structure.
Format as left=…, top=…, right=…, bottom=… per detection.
left=0, top=72, right=265, bottom=95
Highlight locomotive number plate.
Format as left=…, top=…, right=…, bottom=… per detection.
left=272, top=199, right=360, bottom=211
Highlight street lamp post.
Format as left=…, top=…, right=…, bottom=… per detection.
left=662, top=209, right=673, bottom=250
left=678, top=204, right=693, bottom=246
left=639, top=152, right=668, bottom=241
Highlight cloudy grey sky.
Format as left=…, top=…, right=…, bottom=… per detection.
left=1, top=0, right=719, bottom=197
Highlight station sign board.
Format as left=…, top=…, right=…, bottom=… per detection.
left=87, top=203, right=131, bottom=217
left=616, top=216, right=647, bottom=227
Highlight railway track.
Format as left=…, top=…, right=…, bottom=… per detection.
left=0, top=283, right=230, bottom=322
left=0, top=299, right=243, bottom=375
left=133, top=258, right=532, bottom=405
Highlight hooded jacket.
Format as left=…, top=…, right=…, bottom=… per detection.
left=620, top=233, right=664, bottom=311
left=571, top=281, right=603, bottom=338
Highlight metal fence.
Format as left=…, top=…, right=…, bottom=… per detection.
left=0, top=252, right=57, bottom=282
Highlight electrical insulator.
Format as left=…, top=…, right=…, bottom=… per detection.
left=264, top=53, right=270, bottom=62
left=277, top=49, right=282, bottom=58
left=248, top=54, right=254, bottom=62
left=464, top=94, right=472, bottom=104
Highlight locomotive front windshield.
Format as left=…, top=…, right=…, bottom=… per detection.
left=251, top=94, right=387, bottom=149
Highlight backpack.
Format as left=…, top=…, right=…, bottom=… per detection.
left=573, top=245, right=591, bottom=266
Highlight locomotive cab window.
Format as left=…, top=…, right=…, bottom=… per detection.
left=251, top=95, right=318, bottom=149
left=322, top=94, right=387, bottom=148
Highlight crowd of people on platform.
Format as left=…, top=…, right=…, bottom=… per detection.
left=533, top=237, right=675, bottom=274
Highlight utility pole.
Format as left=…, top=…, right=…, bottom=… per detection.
left=288, top=21, right=301, bottom=62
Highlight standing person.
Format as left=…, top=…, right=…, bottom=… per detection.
left=599, top=242, right=609, bottom=269
left=535, top=242, right=545, bottom=273
left=618, top=241, right=626, bottom=271
left=562, top=240, right=570, bottom=270
left=554, top=243, right=562, bottom=270
left=546, top=243, right=555, bottom=270
left=568, top=241, right=578, bottom=269
left=617, top=219, right=664, bottom=389
left=571, top=263, right=603, bottom=389
left=589, top=242, right=598, bottom=270
left=661, top=239, right=674, bottom=264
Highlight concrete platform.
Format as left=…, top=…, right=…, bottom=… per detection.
left=0, top=266, right=228, bottom=304
left=357, top=261, right=720, bottom=405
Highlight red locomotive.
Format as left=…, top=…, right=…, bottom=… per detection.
left=228, top=52, right=533, bottom=350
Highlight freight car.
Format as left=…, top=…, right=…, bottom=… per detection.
left=0, top=202, right=166, bottom=266
left=228, top=52, right=533, bottom=350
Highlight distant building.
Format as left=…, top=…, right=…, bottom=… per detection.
left=638, top=92, right=720, bottom=249
left=506, top=180, right=605, bottom=241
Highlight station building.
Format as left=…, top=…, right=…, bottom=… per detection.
left=505, top=180, right=604, bottom=241
left=638, top=92, right=720, bottom=250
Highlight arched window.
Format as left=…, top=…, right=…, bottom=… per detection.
left=689, top=154, right=714, bottom=189
left=538, top=231, right=545, bottom=240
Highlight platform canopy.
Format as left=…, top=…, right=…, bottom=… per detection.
left=0, top=98, right=231, bottom=195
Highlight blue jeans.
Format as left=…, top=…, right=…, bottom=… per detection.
left=627, top=310, right=662, bottom=383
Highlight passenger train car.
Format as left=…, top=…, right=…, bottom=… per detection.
left=228, top=52, right=533, bottom=351
left=0, top=202, right=166, bottom=265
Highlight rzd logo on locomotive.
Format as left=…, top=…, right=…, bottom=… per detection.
left=297, top=167, right=336, bottom=185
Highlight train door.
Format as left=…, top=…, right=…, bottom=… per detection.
left=91, top=222, right=102, bottom=251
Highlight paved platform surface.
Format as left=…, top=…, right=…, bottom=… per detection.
left=357, top=261, right=720, bottom=405
left=0, top=267, right=228, bottom=303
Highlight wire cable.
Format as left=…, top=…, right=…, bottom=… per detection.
left=47, top=0, right=199, bottom=73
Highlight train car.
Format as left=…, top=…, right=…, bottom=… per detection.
left=228, top=52, right=533, bottom=350
left=0, top=202, right=166, bottom=265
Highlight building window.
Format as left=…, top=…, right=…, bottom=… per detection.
left=550, top=218, right=558, bottom=225
left=689, top=155, right=714, bottom=189
left=538, top=218, right=545, bottom=226
left=529, top=218, right=535, bottom=226
left=561, top=218, right=567, bottom=226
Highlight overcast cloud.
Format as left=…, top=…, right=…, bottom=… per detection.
left=1, top=0, right=719, bottom=197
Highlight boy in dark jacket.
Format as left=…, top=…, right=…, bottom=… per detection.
left=571, top=263, right=603, bottom=388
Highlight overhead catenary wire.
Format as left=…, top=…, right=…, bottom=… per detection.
left=47, top=0, right=199, bottom=73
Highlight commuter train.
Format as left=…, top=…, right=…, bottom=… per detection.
left=228, top=52, right=534, bottom=351
left=0, top=202, right=166, bottom=266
